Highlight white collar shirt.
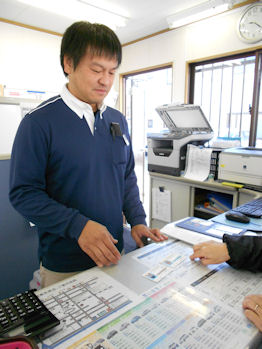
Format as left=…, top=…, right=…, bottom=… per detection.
left=60, top=84, right=107, bottom=135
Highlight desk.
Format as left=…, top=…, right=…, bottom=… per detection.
left=149, top=172, right=261, bottom=229
left=36, top=238, right=262, bottom=349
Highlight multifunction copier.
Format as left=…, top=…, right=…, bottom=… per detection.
left=147, top=104, right=214, bottom=176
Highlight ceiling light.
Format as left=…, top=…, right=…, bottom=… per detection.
left=167, top=0, right=230, bottom=29
left=17, top=0, right=129, bottom=30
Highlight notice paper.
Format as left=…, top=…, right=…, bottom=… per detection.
left=152, top=187, right=171, bottom=222
left=183, top=144, right=213, bottom=181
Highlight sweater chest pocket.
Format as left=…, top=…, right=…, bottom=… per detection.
left=112, top=136, right=127, bottom=165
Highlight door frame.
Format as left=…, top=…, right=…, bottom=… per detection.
left=119, top=62, right=174, bottom=132
left=119, top=63, right=173, bottom=215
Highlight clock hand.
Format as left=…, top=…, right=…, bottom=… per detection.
left=249, top=21, right=262, bottom=29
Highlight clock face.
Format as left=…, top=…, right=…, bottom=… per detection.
left=238, top=3, right=262, bottom=43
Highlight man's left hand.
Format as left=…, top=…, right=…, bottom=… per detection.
left=131, top=224, right=168, bottom=248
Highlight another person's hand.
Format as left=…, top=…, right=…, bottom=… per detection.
left=243, top=295, right=262, bottom=331
left=78, top=220, right=121, bottom=267
left=190, top=241, right=230, bottom=265
left=131, top=224, right=168, bottom=248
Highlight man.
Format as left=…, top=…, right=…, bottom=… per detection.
left=9, top=21, right=167, bottom=287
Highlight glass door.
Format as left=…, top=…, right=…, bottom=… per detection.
left=123, top=66, right=172, bottom=220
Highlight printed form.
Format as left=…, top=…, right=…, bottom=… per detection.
left=38, top=241, right=262, bottom=349
left=64, top=240, right=261, bottom=349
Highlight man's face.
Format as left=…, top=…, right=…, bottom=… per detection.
left=64, top=51, right=118, bottom=109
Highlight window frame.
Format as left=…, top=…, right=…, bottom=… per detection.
left=187, top=49, right=262, bottom=147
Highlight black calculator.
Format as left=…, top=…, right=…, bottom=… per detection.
left=0, top=289, right=60, bottom=338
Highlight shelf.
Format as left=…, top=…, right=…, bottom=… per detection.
left=194, top=207, right=218, bottom=219
left=149, top=172, right=237, bottom=192
left=0, top=96, right=40, bottom=105
left=150, top=172, right=239, bottom=227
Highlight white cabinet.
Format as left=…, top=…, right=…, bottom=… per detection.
left=149, top=172, right=242, bottom=229
left=238, top=188, right=262, bottom=206
left=150, top=175, right=191, bottom=229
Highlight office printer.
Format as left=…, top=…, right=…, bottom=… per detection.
left=218, top=147, right=262, bottom=189
left=147, top=104, right=213, bottom=176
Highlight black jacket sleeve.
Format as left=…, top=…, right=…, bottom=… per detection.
left=223, top=234, right=262, bottom=272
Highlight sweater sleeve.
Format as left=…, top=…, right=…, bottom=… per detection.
left=121, top=119, right=147, bottom=227
left=223, top=234, right=262, bottom=272
left=9, top=115, right=88, bottom=240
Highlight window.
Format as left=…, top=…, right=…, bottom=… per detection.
left=189, top=50, right=262, bottom=147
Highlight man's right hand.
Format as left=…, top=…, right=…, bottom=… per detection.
left=78, top=220, right=121, bottom=267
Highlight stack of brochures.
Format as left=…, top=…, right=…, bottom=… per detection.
left=176, top=217, right=244, bottom=239
left=161, top=217, right=246, bottom=245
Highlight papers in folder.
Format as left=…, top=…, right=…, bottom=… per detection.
left=161, top=217, right=245, bottom=245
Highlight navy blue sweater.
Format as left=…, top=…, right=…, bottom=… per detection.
left=9, top=96, right=146, bottom=272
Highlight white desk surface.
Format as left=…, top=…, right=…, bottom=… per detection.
left=37, top=238, right=262, bottom=349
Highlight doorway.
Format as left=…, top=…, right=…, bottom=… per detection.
left=122, top=65, right=173, bottom=221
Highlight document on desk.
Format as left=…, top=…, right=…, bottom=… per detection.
left=133, top=240, right=181, bottom=266
left=38, top=268, right=143, bottom=349
left=183, top=144, right=213, bottom=181
left=140, top=239, right=262, bottom=310
left=161, top=217, right=244, bottom=245
left=66, top=277, right=260, bottom=349
left=135, top=240, right=224, bottom=287
left=41, top=240, right=262, bottom=349
left=161, top=222, right=220, bottom=245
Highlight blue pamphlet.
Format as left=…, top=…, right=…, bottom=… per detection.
left=176, top=217, right=246, bottom=239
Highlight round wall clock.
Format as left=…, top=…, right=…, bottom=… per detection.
left=237, top=2, right=262, bottom=43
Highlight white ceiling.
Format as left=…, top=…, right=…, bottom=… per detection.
left=0, top=0, right=217, bottom=44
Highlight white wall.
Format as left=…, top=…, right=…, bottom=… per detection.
left=119, top=6, right=262, bottom=104
left=0, top=20, right=117, bottom=104
left=0, top=21, right=66, bottom=95
left=0, top=6, right=261, bottom=103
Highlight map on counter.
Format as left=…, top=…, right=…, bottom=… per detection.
left=37, top=240, right=262, bottom=349
left=38, top=269, right=142, bottom=349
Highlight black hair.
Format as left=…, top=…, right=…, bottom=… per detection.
left=60, top=21, right=122, bottom=76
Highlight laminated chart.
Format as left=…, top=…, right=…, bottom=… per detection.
left=38, top=269, right=142, bottom=349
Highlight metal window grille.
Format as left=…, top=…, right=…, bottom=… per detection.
left=193, top=56, right=256, bottom=147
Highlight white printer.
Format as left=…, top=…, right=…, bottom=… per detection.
left=218, top=147, right=262, bottom=189
left=147, top=104, right=214, bottom=176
